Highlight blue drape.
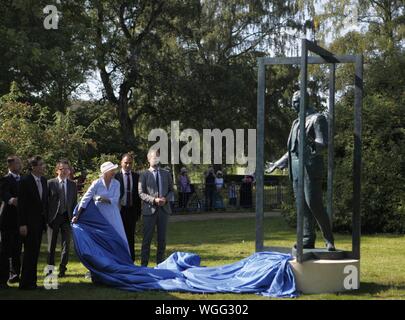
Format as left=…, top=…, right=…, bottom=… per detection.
left=71, top=201, right=297, bottom=297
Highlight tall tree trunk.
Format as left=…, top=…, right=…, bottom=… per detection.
left=117, top=97, right=137, bottom=151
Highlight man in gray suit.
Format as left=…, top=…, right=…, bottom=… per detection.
left=138, top=149, right=173, bottom=266
left=46, top=160, right=77, bottom=277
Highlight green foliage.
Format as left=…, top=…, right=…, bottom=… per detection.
left=0, top=83, right=90, bottom=176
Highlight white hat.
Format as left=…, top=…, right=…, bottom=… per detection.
left=100, top=161, right=118, bottom=176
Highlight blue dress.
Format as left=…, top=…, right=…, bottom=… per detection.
left=78, top=177, right=129, bottom=253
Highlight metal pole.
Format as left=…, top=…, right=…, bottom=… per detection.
left=327, top=64, right=336, bottom=227
left=256, top=58, right=265, bottom=252
left=353, top=55, right=363, bottom=260
left=297, top=39, right=308, bottom=263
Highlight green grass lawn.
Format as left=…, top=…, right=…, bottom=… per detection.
left=1, top=215, right=404, bottom=300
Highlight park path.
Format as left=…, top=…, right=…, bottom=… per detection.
left=169, top=210, right=281, bottom=222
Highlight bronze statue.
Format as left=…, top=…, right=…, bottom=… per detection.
left=268, top=91, right=335, bottom=251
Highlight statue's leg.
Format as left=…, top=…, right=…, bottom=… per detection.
left=292, top=176, right=316, bottom=248
left=304, top=175, right=334, bottom=245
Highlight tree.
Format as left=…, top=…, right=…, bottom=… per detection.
left=0, top=0, right=93, bottom=112
left=0, top=82, right=91, bottom=175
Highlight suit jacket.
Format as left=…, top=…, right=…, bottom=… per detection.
left=0, top=173, right=20, bottom=231
left=286, top=111, right=328, bottom=180
left=115, top=171, right=142, bottom=217
left=18, top=174, right=48, bottom=227
left=47, top=178, right=78, bottom=223
left=138, top=168, right=173, bottom=216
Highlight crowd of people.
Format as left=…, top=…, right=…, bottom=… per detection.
left=0, top=151, right=173, bottom=290
left=0, top=151, right=255, bottom=290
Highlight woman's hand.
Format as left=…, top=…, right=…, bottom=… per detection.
left=72, top=207, right=84, bottom=224
left=99, top=196, right=111, bottom=204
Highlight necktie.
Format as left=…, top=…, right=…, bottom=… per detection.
left=36, top=178, right=43, bottom=200
left=125, top=172, right=132, bottom=207
left=15, top=175, right=20, bottom=182
left=60, top=180, right=67, bottom=213
left=155, top=170, right=160, bottom=197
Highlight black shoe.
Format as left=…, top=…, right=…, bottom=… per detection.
left=58, top=270, right=66, bottom=277
left=293, top=243, right=315, bottom=249
left=326, top=242, right=336, bottom=251
left=8, top=274, right=20, bottom=284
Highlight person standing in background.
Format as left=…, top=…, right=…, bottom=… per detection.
left=0, top=156, right=22, bottom=284
left=18, top=156, right=48, bottom=290
left=115, top=153, right=141, bottom=262
left=138, top=149, right=174, bottom=267
left=46, top=159, right=77, bottom=277
left=178, top=167, right=191, bottom=212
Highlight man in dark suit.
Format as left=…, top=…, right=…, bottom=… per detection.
left=138, top=149, right=173, bottom=267
left=47, top=159, right=77, bottom=277
left=0, top=156, right=22, bottom=284
left=115, top=153, right=141, bottom=262
left=18, top=156, right=48, bottom=290
left=1, top=198, right=9, bottom=288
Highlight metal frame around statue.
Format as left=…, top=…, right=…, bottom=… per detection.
left=255, top=39, right=363, bottom=263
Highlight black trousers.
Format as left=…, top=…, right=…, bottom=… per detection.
left=19, top=217, right=44, bottom=289
left=178, top=192, right=190, bottom=209
left=0, top=236, right=9, bottom=285
left=47, top=214, right=71, bottom=271
left=0, top=227, right=22, bottom=277
left=120, top=206, right=139, bottom=262
left=205, top=189, right=214, bottom=210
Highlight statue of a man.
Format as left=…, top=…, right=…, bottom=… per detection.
left=268, top=91, right=335, bottom=251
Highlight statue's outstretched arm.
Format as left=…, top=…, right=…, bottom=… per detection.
left=266, top=152, right=288, bottom=173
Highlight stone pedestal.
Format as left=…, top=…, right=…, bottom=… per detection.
left=289, top=258, right=360, bottom=294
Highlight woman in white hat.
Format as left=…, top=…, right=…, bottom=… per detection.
left=72, top=161, right=129, bottom=249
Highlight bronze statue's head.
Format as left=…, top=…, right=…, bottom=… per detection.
left=291, top=90, right=309, bottom=113
left=292, top=91, right=300, bottom=112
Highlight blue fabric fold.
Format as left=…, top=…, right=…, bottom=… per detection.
left=71, top=200, right=298, bottom=297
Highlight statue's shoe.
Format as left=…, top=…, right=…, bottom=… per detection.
left=293, top=243, right=315, bottom=249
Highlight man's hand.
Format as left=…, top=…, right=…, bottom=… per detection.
left=9, top=197, right=18, bottom=207
left=155, top=197, right=167, bottom=206
left=71, top=216, right=79, bottom=224
left=266, top=162, right=277, bottom=174
left=19, top=225, right=28, bottom=237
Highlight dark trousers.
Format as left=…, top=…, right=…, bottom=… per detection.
left=178, top=192, right=190, bottom=209
left=120, top=206, right=139, bottom=262
left=141, top=208, right=169, bottom=267
left=47, top=214, right=71, bottom=271
left=291, top=160, right=334, bottom=246
left=229, top=197, right=237, bottom=206
left=0, top=237, right=9, bottom=285
left=205, top=189, right=214, bottom=210
left=19, top=217, right=44, bottom=289
left=0, top=228, right=22, bottom=277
